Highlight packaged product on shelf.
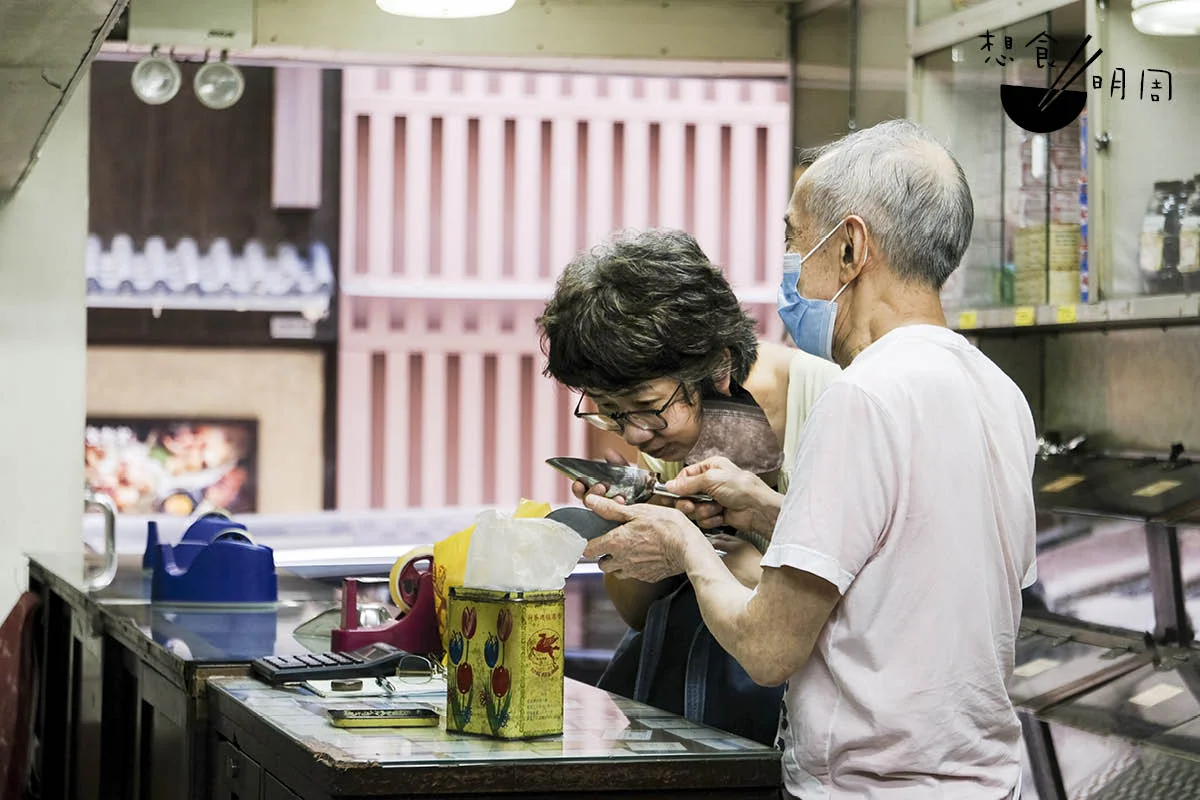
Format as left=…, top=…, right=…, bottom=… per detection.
left=1079, top=108, right=1088, bottom=302
left=1138, top=182, right=1183, bottom=295
left=1080, top=180, right=1090, bottom=303
left=1079, top=109, right=1088, bottom=174
left=1049, top=271, right=1080, bottom=305
left=1181, top=181, right=1200, bottom=292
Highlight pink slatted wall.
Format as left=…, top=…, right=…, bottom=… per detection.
left=338, top=66, right=791, bottom=511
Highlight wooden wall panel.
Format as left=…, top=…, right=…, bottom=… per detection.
left=338, top=66, right=790, bottom=510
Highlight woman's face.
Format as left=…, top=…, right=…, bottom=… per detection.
left=585, top=377, right=703, bottom=463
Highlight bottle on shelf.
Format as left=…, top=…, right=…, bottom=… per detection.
left=1140, top=181, right=1185, bottom=295
left=1181, top=180, right=1200, bottom=293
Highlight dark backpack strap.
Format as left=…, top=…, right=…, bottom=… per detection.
left=633, top=580, right=690, bottom=703
left=683, top=623, right=712, bottom=723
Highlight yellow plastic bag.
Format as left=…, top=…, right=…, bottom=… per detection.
left=433, top=498, right=551, bottom=655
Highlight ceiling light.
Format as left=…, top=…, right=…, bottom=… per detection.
left=194, top=55, right=245, bottom=110
left=376, top=0, right=517, bottom=19
left=130, top=48, right=182, bottom=105
left=1132, top=0, right=1200, bottom=35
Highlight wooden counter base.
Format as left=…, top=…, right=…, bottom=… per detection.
left=209, top=677, right=781, bottom=799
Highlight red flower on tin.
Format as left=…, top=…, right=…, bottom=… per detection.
left=496, top=608, right=513, bottom=642
left=462, top=605, right=477, bottom=640
left=456, top=662, right=474, bottom=694
left=491, top=665, right=511, bottom=698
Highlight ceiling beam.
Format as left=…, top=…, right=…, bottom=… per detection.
left=0, top=0, right=129, bottom=205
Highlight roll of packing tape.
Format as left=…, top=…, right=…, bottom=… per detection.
left=389, top=545, right=435, bottom=615
left=212, top=528, right=255, bottom=545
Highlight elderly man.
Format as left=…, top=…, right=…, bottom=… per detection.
left=582, top=119, right=1037, bottom=799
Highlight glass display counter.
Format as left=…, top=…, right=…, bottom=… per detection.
left=1014, top=445, right=1200, bottom=800
left=1030, top=448, right=1200, bottom=645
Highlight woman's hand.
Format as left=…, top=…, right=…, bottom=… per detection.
left=667, top=456, right=782, bottom=536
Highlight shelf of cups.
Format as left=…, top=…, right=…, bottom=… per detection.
left=87, top=293, right=332, bottom=317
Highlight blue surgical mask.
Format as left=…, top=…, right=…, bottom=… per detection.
left=777, top=221, right=860, bottom=362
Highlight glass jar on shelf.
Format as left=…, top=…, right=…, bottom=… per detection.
left=1139, top=181, right=1185, bottom=296
left=1182, top=181, right=1200, bottom=293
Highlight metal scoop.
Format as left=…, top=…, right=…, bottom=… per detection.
left=545, top=457, right=715, bottom=504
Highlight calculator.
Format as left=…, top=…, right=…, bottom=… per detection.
left=252, top=642, right=413, bottom=686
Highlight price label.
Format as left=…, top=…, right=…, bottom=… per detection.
left=1132, top=479, right=1181, bottom=498
left=1040, top=475, right=1085, bottom=493
left=1014, top=307, right=1036, bottom=326
left=1013, top=658, right=1062, bottom=679
left=270, top=315, right=317, bottom=340
left=605, top=729, right=653, bottom=741
left=1055, top=304, right=1078, bottom=324
left=957, top=310, right=978, bottom=330
left=1130, top=683, right=1184, bottom=708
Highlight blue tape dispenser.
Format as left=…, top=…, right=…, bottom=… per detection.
left=145, top=512, right=278, bottom=606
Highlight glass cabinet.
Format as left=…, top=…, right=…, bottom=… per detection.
left=909, top=0, right=1200, bottom=328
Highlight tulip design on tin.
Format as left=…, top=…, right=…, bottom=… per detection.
left=482, top=607, right=513, bottom=734
left=447, top=604, right=479, bottom=729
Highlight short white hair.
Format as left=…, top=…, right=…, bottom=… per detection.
left=800, top=119, right=974, bottom=290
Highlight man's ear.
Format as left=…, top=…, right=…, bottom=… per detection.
left=840, top=216, right=871, bottom=281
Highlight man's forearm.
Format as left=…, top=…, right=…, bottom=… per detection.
left=680, top=533, right=766, bottom=678
left=745, top=484, right=784, bottom=538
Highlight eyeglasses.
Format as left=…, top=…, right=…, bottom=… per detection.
left=374, top=654, right=446, bottom=695
left=573, top=383, right=685, bottom=433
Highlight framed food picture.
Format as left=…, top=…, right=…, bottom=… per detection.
left=84, top=417, right=259, bottom=516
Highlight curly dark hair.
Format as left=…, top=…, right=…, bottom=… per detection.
left=537, top=228, right=759, bottom=395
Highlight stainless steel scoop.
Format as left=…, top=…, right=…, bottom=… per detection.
left=545, top=457, right=715, bottom=504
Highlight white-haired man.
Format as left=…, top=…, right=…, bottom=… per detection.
left=581, top=119, right=1036, bottom=799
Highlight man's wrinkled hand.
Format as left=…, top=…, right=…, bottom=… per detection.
left=667, top=456, right=778, bottom=535
left=581, top=493, right=702, bottom=583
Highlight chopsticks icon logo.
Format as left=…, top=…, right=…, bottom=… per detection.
left=1001, top=35, right=1101, bottom=134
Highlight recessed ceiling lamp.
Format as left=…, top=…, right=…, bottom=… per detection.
left=130, top=47, right=182, bottom=105
left=376, top=0, right=517, bottom=19
left=1132, top=0, right=1200, bottom=35
left=194, top=53, right=245, bottom=110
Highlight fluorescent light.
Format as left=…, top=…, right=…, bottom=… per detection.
left=1132, top=0, right=1200, bottom=35
left=376, top=0, right=517, bottom=19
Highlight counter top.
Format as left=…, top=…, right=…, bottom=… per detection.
left=27, top=553, right=341, bottom=680
left=209, top=676, right=781, bottom=797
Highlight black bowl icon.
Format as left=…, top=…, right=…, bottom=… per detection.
left=1001, top=84, right=1087, bottom=134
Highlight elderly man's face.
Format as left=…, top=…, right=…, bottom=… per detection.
left=784, top=180, right=843, bottom=301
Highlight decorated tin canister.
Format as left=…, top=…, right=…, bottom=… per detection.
left=446, top=586, right=565, bottom=739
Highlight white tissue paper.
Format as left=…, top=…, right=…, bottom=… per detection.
left=462, top=509, right=587, bottom=592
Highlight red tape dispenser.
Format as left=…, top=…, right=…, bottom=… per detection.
left=331, top=547, right=442, bottom=658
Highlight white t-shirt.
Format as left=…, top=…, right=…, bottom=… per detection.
left=760, top=324, right=1037, bottom=799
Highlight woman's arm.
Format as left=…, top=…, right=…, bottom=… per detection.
left=602, top=573, right=682, bottom=631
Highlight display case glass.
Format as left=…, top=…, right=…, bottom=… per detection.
left=1091, top=0, right=1200, bottom=300
left=913, top=8, right=1088, bottom=312
left=912, top=0, right=1200, bottom=320
left=1030, top=451, right=1200, bottom=645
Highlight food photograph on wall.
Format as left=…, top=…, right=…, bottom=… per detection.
left=84, top=417, right=259, bottom=516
